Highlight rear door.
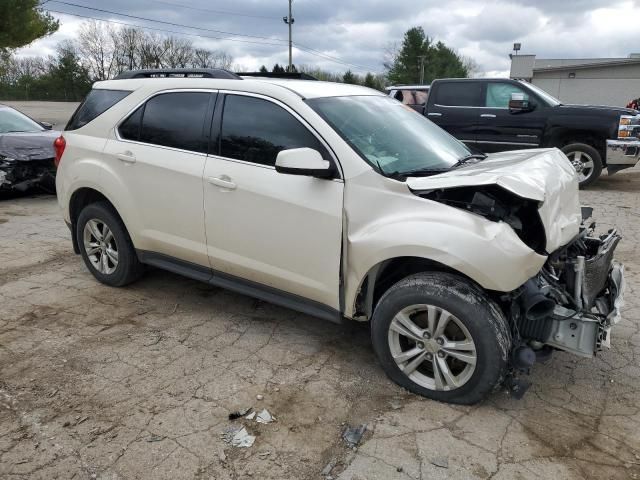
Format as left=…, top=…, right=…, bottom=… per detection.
left=425, top=80, right=483, bottom=144
left=475, top=80, right=546, bottom=152
left=394, top=89, right=430, bottom=113
left=103, top=90, right=214, bottom=266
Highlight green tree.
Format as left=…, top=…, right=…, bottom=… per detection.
left=0, top=0, right=59, bottom=52
left=342, top=70, right=358, bottom=84
left=259, top=65, right=268, bottom=73
left=272, top=63, right=285, bottom=73
left=386, top=27, right=468, bottom=84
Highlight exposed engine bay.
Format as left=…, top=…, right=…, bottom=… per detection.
left=418, top=183, right=624, bottom=397
left=0, top=156, right=56, bottom=193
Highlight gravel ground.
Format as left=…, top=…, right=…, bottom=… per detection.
left=0, top=103, right=638, bottom=479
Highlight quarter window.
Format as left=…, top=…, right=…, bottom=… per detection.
left=66, top=89, right=131, bottom=131
left=118, top=92, right=211, bottom=153
left=218, top=95, right=329, bottom=166
left=485, top=83, right=529, bottom=108
left=433, top=82, right=483, bottom=107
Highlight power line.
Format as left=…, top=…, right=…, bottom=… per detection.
left=45, top=9, right=287, bottom=47
left=47, top=0, right=289, bottom=43
left=44, top=6, right=380, bottom=72
left=144, top=0, right=280, bottom=21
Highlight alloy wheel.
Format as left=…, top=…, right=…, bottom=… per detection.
left=387, top=304, right=477, bottom=391
left=83, top=219, right=119, bottom=275
left=566, top=150, right=594, bottom=183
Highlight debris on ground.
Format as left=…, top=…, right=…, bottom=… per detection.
left=321, top=458, right=337, bottom=476
left=430, top=456, right=449, bottom=468
left=256, top=409, right=274, bottom=424
left=256, top=394, right=264, bottom=400
left=229, top=406, right=252, bottom=420
left=223, top=426, right=256, bottom=448
left=146, top=434, right=165, bottom=443
left=246, top=411, right=256, bottom=420
left=342, top=424, right=367, bottom=447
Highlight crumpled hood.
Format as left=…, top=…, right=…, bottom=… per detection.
left=407, top=148, right=582, bottom=252
left=0, top=130, right=60, bottom=161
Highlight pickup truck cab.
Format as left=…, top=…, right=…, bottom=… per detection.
left=55, top=69, right=624, bottom=405
left=412, top=78, right=640, bottom=187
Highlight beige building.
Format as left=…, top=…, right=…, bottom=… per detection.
left=510, top=54, right=640, bottom=107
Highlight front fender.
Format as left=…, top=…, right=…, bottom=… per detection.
left=344, top=212, right=547, bottom=318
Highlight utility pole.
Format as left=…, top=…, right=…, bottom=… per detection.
left=283, top=1, right=294, bottom=72
left=418, top=55, right=427, bottom=84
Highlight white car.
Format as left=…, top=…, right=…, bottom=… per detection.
left=55, top=69, right=624, bottom=404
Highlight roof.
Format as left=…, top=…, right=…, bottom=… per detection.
left=385, top=85, right=430, bottom=91
left=95, top=76, right=384, bottom=100
left=533, top=58, right=640, bottom=73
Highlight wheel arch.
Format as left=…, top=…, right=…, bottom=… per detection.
left=546, top=128, right=606, bottom=164
left=351, top=256, right=482, bottom=322
left=68, top=187, right=130, bottom=254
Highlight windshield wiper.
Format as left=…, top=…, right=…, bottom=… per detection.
left=392, top=167, right=450, bottom=178
left=451, top=153, right=487, bottom=169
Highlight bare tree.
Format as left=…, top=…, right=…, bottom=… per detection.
left=77, top=20, right=118, bottom=80
left=161, top=36, right=193, bottom=68
left=112, top=27, right=143, bottom=73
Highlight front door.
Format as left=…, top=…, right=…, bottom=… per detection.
left=474, top=81, right=546, bottom=153
left=203, top=93, right=343, bottom=309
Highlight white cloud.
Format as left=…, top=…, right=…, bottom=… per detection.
left=16, top=0, right=640, bottom=76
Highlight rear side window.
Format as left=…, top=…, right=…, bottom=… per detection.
left=218, top=95, right=329, bottom=166
left=433, top=82, right=483, bottom=107
left=396, top=89, right=429, bottom=106
left=118, top=92, right=211, bottom=153
left=66, top=89, right=131, bottom=131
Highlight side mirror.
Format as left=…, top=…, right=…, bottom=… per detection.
left=40, top=121, right=53, bottom=130
left=275, top=148, right=333, bottom=178
left=508, top=93, right=532, bottom=113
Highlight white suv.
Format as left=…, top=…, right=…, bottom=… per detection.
left=55, top=69, right=624, bottom=404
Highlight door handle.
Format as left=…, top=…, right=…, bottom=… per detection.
left=207, top=176, right=237, bottom=190
left=116, top=151, right=136, bottom=163
left=427, top=112, right=442, bottom=117
left=480, top=114, right=497, bottom=118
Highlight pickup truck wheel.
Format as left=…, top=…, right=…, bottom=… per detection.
left=371, top=272, right=511, bottom=405
left=76, top=202, right=143, bottom=287
left=561, top=143, right=602, bottom=188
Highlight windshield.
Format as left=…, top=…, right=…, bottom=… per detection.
left=307, top=95, right=471, bottom=176
left=521, top=82, right=561, bottom=107
left=0, top=107, right=44, bottom=134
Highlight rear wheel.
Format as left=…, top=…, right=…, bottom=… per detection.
left=371, top=272, right=511, bottom=405
left=76, top=202, right=143, bottom=287
left=561, top=143, right=603, bottom=188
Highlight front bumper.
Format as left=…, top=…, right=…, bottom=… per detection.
left=606, top=139, right=640, bottom=174
left=0, top=158, right=56, bottom=192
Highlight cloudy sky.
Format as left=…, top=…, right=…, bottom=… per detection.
left=19, top=0, right=640, bottom=76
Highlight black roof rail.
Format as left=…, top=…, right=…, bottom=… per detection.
left=114, top=68, right=241, bottom=80
left=238, top=72, right=318, bottom=81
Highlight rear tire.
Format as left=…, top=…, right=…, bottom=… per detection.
left=561, top=143, right=602, bottom=188
left=76, top=202, right=143, bottom=287
left=371, top=272, right=511, bottom=405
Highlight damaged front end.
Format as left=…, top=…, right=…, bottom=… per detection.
left=0, top=156, right=56, bottom=193
left=504, top=209, right=624, bottom=396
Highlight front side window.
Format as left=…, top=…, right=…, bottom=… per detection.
left=433, top=82, right=483, bottom=107
left=308, top=95, right=471, bottom=176
left=485, top=83, right=529, bottom=108
left=218, top=95, right=328, bottom=166
left=0, top=107, right=44, bottom=134
left=118, top=92, right=210, bottom=153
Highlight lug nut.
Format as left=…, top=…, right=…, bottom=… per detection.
left=436, top=338, right=444, bottom=346
left=417, top=342, right=425, bottom=349
left=423, top=332, right=431, bottom=339
left=426, top=353, right=433, bottom=360
left=437, top=351, right=445, bottom=358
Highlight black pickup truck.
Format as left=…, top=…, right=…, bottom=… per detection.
left=408, top=78, right=640, bottom=187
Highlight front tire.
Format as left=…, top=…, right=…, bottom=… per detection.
left=371, top=273, right=511, bottom=405
left=76, top=202, right=143, bottom=287
left=561, top=143, right=603, bottom=188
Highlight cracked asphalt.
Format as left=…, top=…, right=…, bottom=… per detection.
left=0, top=111, right=639, bottom=478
